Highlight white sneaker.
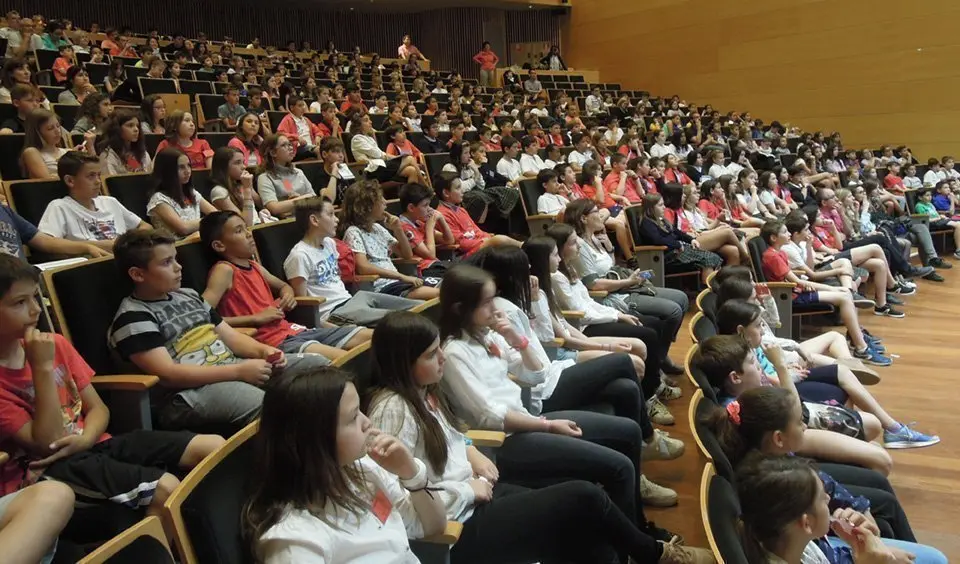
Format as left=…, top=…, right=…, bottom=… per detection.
left=657, top=381, right=682, bottom=401
left=643, top=428, right=685, bottom=461
left=640, top=474, right=678, bottom=507
left=646, top=396, right=675, bottom=425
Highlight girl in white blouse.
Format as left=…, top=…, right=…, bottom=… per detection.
left=243, top=366, right=447, bottom=564
left=147, top=148, right=217, bottom=238
left=367, top=311, right=712, bottom=564
left=434, top=264, right=683, bottom=545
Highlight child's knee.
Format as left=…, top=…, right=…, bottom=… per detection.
left=181, top=434, right=226, bottom=468
left=152, top=473, right=181, bottom=507
left=26, top=481, right=75, bottom=519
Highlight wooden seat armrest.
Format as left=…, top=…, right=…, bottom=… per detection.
left=236, top=328, right=258, bottom=337
left=588, top=290, right=608, bottom=298
left=765, top=282, right=797, bottom=289
left=549, top=337, right=565, bottom=347
left=92, top=375, right=160, bottom=391
left=465, top=430, right=506, bottom=447
left=633, top=245, right=667, bottom=251
left=561, top=310, right=586, bottom=319
left=349, top=274, right=380, bottom=282
left=527, top=213, right=557, bottom=221
left=422, top=521, right=463, bottom=545
left=392, top=258, right=421, bottom=264
left=294, top=296, right=327, bottom=306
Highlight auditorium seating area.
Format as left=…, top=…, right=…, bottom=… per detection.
left=0, top=9, right=956, bottom=563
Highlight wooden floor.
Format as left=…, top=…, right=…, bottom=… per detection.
left=643, top=266, right=960, bottom=559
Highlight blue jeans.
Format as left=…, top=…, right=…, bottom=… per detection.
left=827, top=536, right=947, bottom=564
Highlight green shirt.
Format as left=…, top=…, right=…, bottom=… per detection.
left=915, top=201, right=939, bottom=220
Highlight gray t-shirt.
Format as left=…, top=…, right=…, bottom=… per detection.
left=256, top=166, right=315, bottom=206
left=109, top=288, right=241, bottom=372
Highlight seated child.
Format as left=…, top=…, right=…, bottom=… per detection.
left=284, top=198, right=422, bottom=327
left=341, top=180, right=439, bottom=300
left=536, top=168, right=570, bottom=215
left=0, top=254, right=224, bottom=514
left=147, top=149, right=218, bottom=239
left=397, top=183, right=455, bottom=282
left=518, top=135, right=547, bottom=178
left=216, top=85, right=246, bottom=131
left=38, top=152, right=149, bottom=252
left=902, top=163, right=923, bottom=190
left=384, top=125, right=423, bottom=159
left=199, top=211, right=372, bottom=363
left=916, top=185, right=960, bottom=260
left=694, top=334, right=893, bottom=475
left=108, top=229, right=309, bottom=433
left=0, top=190, right=112, bottom=261
left=715, top=298, right=938, bottom=450
left=433, top=171, right=521, bottom=258
left=0, top=84, right=40, bottom=134
left=759, top=221, right=892, bottom=366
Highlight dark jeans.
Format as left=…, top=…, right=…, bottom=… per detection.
left=542, top=353, right=654, bottom=440
left=496, top=409, right=645, bottom=527
left=583, top=322, right=663, bottom=399
left=819, top=462, right=915, bottom=542
left=451, top=481, right=662, bottom=564
left=843, top=234, right=911, bottom=276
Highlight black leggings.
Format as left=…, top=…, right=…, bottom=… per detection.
left=582, top=321, right=663, bottom=399
left=818, top=462, right=916, bottom=542
left=450, top=481, right=662, bottom=564
left=495, top=409, right=645, bottom=527
left=542, top=353, right=654, bottom=440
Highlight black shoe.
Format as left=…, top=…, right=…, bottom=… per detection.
left=885, top=293, right=904, bottom=305
left=661, top=357, right=684, bottom=375
left=645, top=520, right=683, bottom=544
left=625, top=256, right=640, bottom=269
left=906, top=265, right=935, bottom=279
left=923, top=271, right=946, bottom=282
left=928, top=257, right=953, bottom=269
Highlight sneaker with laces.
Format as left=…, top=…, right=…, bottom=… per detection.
left=657, top=381, right=682, bottom=401
left=874, top=304, right=905, bottom=318
left=640, top=474, right=678, bottom=507
left=851, top=291, right=876, bottom=308
left=644, top=522, right=682, bottom=544
left=643, top=428, right=685, bottom=461
left=884, top=293, right=904, bottom=305
left=658, top=540, right=716, bottom=564
left=646, top=396, right=675, bottom=425
left=954, top=249, right=960, bottom=260
left=884, top=424, right=941, bottom=449
left=854, top=346, right=892, bottom=367
left=897, top=274, right=919, bottom=288
left=892, top=283, right=917, bottom=296
left=929, top=257, right=953, bottom=269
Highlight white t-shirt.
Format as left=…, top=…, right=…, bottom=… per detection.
left=209, top=186, right=262, bottom=225
left=496, top=157, right=522, bottom=182
left=519, top=153, right=546, bottom=175
left=146, top=191, right=207, bottom=237
left=292, top=115, right=314, bottom=147
left=576, top=236, right=614, bottom=278
left=38, top=196, right=142, bottom=241
left=537, top=192, right=569, bottom=215
left=259, top=456, right=424, bottom=564
left=343, top=224, right=399, bottom=291
left=567, top=149, right=592, bottom=168
left=650, top=143, right=676, bottom=158
left=782, top=240, right=808, bottom=269
left=283, top=238, right=352, bottom=320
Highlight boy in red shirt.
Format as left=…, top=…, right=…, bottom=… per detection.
left=0, top=254, right=223, bottom=505
left=385, top=125, right=423, bottom=159
left=199, top=212, right=371, bottom=362
left=52, top=44, right=74, bottom=85
left=603, top=154, right=643, bottom=204
left=882, top=161, right=907, bottom=196
left=433, top=171, right=520, bottom=257
left=758, top=221, right=890, bottom=365
left=397, top=183, right=454, bottom=280
left=338, top=84, right=368, bottom=115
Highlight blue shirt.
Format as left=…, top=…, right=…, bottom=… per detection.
left=933, top=194, right=952, bottom=212
left=0, top=205, right=38, bottom=259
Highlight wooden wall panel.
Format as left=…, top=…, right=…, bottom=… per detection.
left=12, top=0, right=561, bottom=79
left=567, top=0, right=960, bottom=158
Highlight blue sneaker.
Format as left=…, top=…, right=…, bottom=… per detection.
left=861, top=328, right=883, bottom=344
left=884, top=424, right=941, bottom=449
left=854, top=346, right=892, bottom=367
left=869, top=340, right=887, bottom=354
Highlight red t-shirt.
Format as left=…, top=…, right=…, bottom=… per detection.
left=437, top=202, right=489, bottom=256
left=339, top=100, right=368, bottom=114
left=698, top=198, right=722, bottom=220
left=664, top=168, right=691, bottom=185
left=813, top=224, right=838, bottom=250
left=386, top=140, right=423, bottom=159
left=214, top=261, right=304, bottom=348
left=761, top=247, right=791, bottom=283
left=399, top=215, right=438, bottom=274
left=774, top=184, right=794, bottom=204
left=548, top=133, right=565, bottom=147
left=663, top=208, right=692, bottom=233
left=883, top=174, right=906, bottom=195
left=335, top=238, right=358, bottom=281
left=156, top=138, right=214, bottom=170
left=639, top=176, right=658, bottom=195
left=0, top=334, right=110, bottom=495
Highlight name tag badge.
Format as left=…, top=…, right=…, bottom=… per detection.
left=372, top=488, right=393, bottom=524
left=282, top=178, right=294, bottom=194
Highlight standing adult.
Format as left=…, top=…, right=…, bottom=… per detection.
left=540, top=45, right=567, bottom=71
left=397, top=34, right=425, bottom=61
left=472, top=41, right=499, bottom=87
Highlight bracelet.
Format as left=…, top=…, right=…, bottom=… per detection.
left=540, top=416, right=551, bottom=432
left=512, top=335, right=530, bottom=350
left=399, top=458, right=428, bottom=491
